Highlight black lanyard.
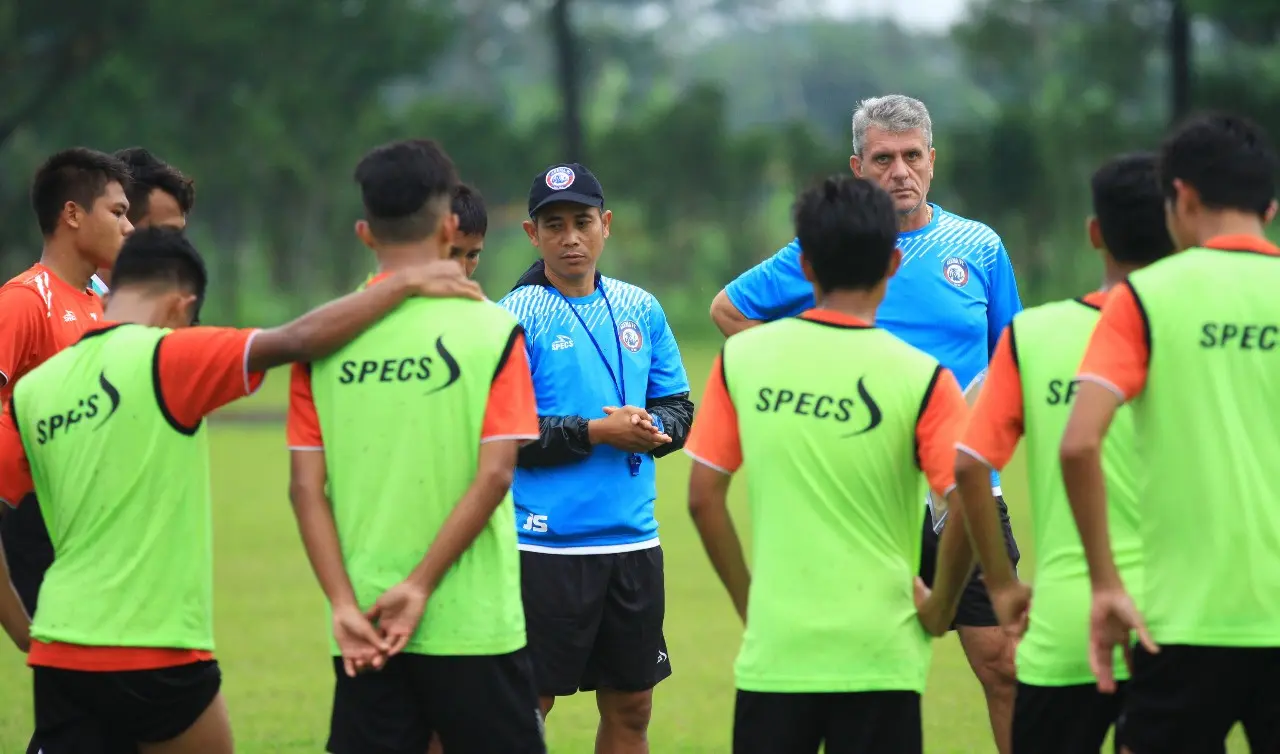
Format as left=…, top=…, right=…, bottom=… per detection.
left=554, top=284, right=642, bottom=477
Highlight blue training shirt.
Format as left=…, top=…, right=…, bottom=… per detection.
left=500, top=275, right=690, bottom=552
left=724, top=203, right=1022, bottom=489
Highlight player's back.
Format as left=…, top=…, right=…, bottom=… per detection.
left=1010, top=296, right=1143, bottom=685
left=1126, top=244, right=1280, bottom=645
left=721, top=311, right=942, bottom=693
left=13, top=324, right=215, bottom=650
left=308, top=295, right=526, bottom=655
left=0, top=263, right=105, bottom=403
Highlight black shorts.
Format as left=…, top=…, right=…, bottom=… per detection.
left=520, top=546, right=671, bottom=697
left=733, top=689, right=921, bottom=754
left=328, top=649, right=544, bottom=754
left=1120, top=644, right=1280, bottom=754
left=27, top=659, right=221, bottom=754
left=1013, top=681, right=1124, bottom=754
left=1, top=494, right=53, bottom=616
left=917, top=495, right=1020, bottom=629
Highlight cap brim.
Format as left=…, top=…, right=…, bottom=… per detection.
left=529, top=191, right=604, bottom=217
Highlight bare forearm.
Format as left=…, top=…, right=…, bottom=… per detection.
left=1061, top=447, right=1122, bottom=589
left=250, top=276, right=412, bottom=371
left=406, top=472, right=512, bottom=594
left=931, top=494, right=976, bottom=608
left=291, top=487, right=360, bottom=610
left=955, top=465, right=1016, bottom=589
left=691, top=502, right=751, bottom=620
left=710, top=291, right=762, bottom=337
left=0, top=537, right=30, bottom=650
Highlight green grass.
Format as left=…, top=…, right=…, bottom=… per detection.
left=0, top=345, right=1250, bottom=753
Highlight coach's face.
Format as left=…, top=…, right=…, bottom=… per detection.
left=851, top=127, right=935, bottom=216
left=523, top=202, right=612, bottom=282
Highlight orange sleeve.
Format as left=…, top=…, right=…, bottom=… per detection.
left=0, top=400, right=32, bottom=506
left=286, top=363, right=323, bottom=449
left=0, top=287, right=44, bottom=388
left=481, top=331, right=540, bottom=442
left=916, top=368, right=968, bottom=495
left=683, top=353, right=742, bottom=473
left=957, top=328, right=1024, bottom=470
left=157, top=327, right=267, bottom=429
left=1077, top=283, right=1149, bottom=401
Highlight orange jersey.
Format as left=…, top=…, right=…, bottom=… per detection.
left=0, top=263, right=105, bottom=404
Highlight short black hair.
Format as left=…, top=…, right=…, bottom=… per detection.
left=452, top=183, right=488, bottom=236
left=1091, top=152, right=1174, bottom=265
left=354, top=139, right=459, bottom=244
left=114, top=147, right=196, bottom=223
left=1159, top=112, right=1278, bottom=218
left=30, top=148, right=132, bottom=236
left=111, top=226, right=208, bottom=323
left=794, top=176, right=898, bottom=292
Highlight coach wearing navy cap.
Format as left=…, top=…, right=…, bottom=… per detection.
left=499, top=163, right=694, bottom=749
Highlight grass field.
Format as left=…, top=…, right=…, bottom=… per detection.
left=0, top=346, right=1250, bottom=753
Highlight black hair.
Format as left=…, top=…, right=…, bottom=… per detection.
left=111, top=226, right=208, bottom=323
left=452, top=183, right=488, bottom=236
left=1091, top=152, right=1174, bottom=265
left=793, top=176, right=899, bottom=292
left=354, top=139, right=459, bottom=243
left=114, top=147, right=196, bottom=223
left=30, top=148, right=132, bottom=236
left=1159, top=112, right=1278, bottom=218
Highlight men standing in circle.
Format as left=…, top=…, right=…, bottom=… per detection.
left=0, top=224, right=483, bottom=753
left=1062, top=113, right=1280, bottom=754
left=708, top=94, right=1023, bottom=754
left=953, top=152, right=1173, bottom=754
left=286, top=139, right=546, bottom=754
left=0, top=148, right=134, bottom=622
left=499, top=163, right=694, bottom=753
left=685, top=175, right=974, bottom=754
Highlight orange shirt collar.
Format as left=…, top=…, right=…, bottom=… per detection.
left=1202, top=235, right=1280, bottom=256
left=799, top=308, right=872, bottom=328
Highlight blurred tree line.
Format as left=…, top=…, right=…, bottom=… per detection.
left=2, top=0, right=1279, bottom=336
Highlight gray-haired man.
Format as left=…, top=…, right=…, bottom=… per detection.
left=709, top=94, right=1023, bottom=754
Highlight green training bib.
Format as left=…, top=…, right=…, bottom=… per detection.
left=1011, top=298, right=1142, bottom=686
left=1125, top=248, right=1280, bottom=646
left=15, top=325, right=216, bottom=651
left=310, top=295, right=527, bottom=656
left=721, top=315, right=941, bottom=694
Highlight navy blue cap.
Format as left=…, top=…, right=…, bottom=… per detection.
left=527, top=163, right=605, bottom=218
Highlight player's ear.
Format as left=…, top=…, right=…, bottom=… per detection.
left=63, top=201, right=82, bottom=230
left=1265, top=199, right=1278, bottom=225
left=354, top=220, right=376, bottom=250
left=437, top=212, right=458, bottom=249
left=1086, top=217, right=1104, bottom=250
left=886, top=247, right=903, bottom=278
left=799, top=252, right=816, bottom=284
left=600, top=209, right=612, bottom=239
left=849, top=155, right=862, bottom=178
left=522, top=219, right=539, bottom=247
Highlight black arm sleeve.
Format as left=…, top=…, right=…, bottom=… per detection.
left=516, top=414, right=593, bottom=469
left=646, top=392, right=695, bottom=459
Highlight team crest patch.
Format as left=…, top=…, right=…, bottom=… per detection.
left=545, top=166, right=576, bottom=191
left=943, top=256, right=969, bottom=288
left=618, top=320, right=643, bottom=352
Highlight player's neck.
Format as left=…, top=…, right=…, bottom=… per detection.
left=1100, top=259, right=1142, bottom=290
left=103, top=293, right=167, bottom=328
left=816, top=289, right=881, bottom=324
left=545, top=264, right=596, bottom=298
left=898, top=203, right=932, bottom=233
left=1191, top=210, right=1267, bottom=246
left=375, top=245, right=449, bottom=274
left=39, top=238, right=97, bottom=291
